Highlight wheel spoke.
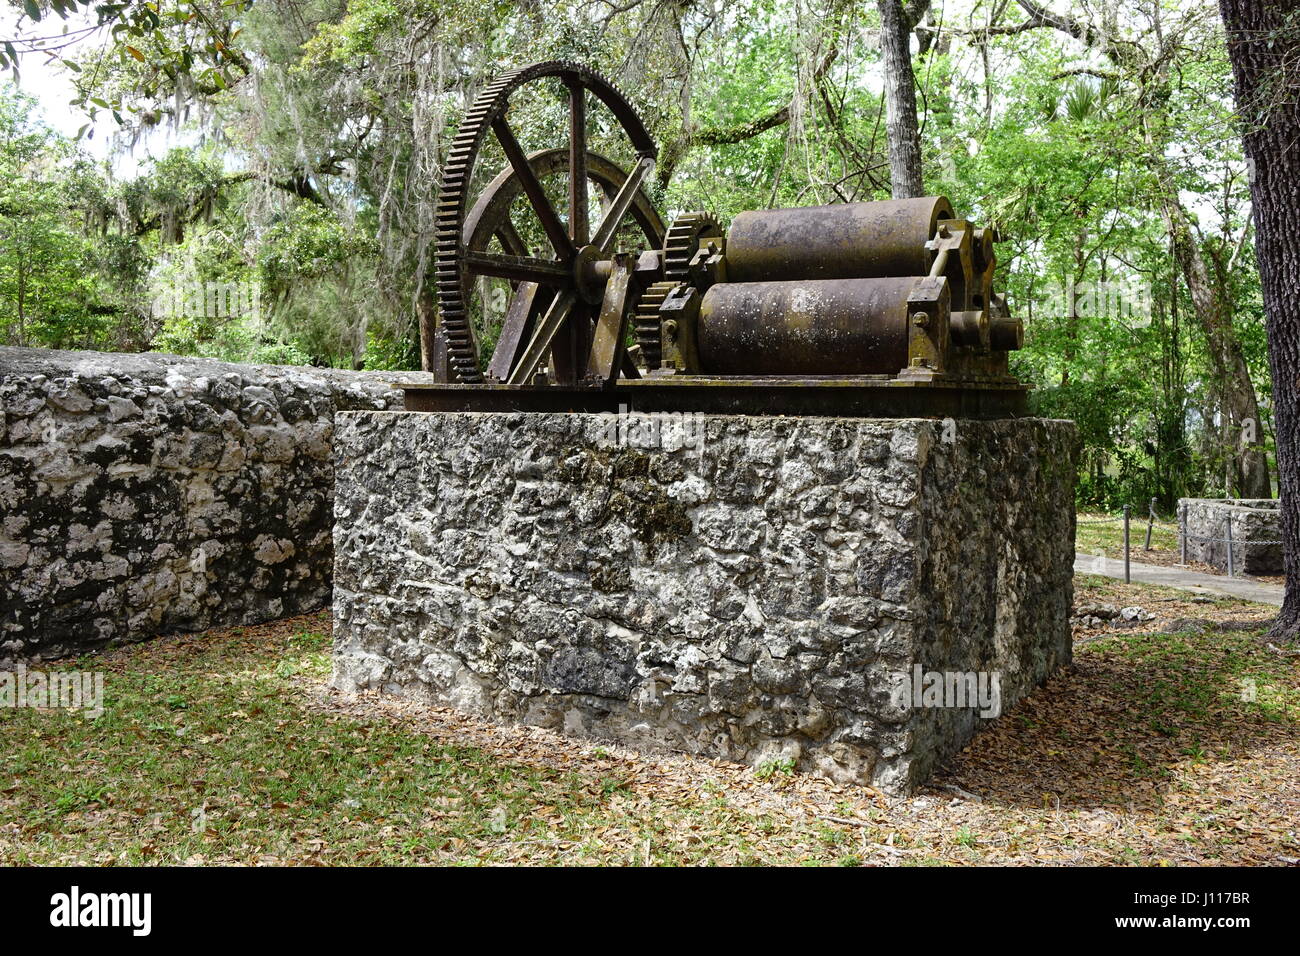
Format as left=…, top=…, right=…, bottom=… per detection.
left=494, top=219, right=528, bottom=257
left=591, top=156, right=655, bottom=252
left=567, top=78, right=589, bottom=246
left=491, top=117, right=575, bottom=261
left=506, top=289, right=578, bottom=385
left=487, top=282, right=549, bottom=382
left=463, top=250, right=572, bottom=285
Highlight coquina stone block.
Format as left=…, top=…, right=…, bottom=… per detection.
left=332, top=411, right=1077, bottom=794
left=1179, top=498, right=1282, bottom=575
left=0, top=347, right=436, bottom=660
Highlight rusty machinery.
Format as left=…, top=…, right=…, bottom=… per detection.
left=408, top=61, right=1025, bottom=417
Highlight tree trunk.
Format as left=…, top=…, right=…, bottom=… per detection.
left=1219, top=0, right=1300, bottom=636
left=877, top=0, right=929, bottom=199
left=1161, top=193, right=1272, bottom=498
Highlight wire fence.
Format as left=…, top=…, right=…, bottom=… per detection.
left=1078, top=498, right=1281, bottom=582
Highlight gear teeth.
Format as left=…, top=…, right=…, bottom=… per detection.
left=632, top=212, right=722, bottom=369
left=663, top=212, right=722, bottom=284
left=633, top=280, right=681, bottom=370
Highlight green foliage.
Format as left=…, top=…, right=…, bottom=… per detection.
left=925, top=19, right=1264, bottom=508
left=258, top=203, right=374, bottom=286
left=0, top=84, right=148, bottom=349
left=0, top=0, right=1280, bottom=505
left=2, top=2, right=256, bottom=127
left=754, top=757, right=796, bottom=780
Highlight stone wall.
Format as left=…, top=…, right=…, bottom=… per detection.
left=333, top=411, right=1077, bottom=794
left=1180, top=498, right=1282, bottom=575
left=0, top=347, right=434, bottom=661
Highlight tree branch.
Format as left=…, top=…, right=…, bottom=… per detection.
left=693, top=106, right=791, bottom=147
left=961, top=0, right=1141, bottom=69
left=657, top=47, right=840, bottom=188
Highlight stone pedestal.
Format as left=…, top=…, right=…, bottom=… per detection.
left=332, top=411, right=1077, bottom=794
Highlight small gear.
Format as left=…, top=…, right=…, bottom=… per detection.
left=633, top=280, right=681, bottom=370
left=663, top=212, right=722, bottom=284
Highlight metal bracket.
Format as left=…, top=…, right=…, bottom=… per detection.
left=657, top=286, right=703, bottom=374
left=899, top=275, right=951, bottom=381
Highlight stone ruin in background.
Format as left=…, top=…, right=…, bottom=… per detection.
left=1180, top=498, right=1282, bottom=576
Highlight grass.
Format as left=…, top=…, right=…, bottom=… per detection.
left=1076, top=510, right=1181, bottom=561
left=1074, top=511, right=1287, bottom=584
left=0, top=615, right=837, bottom=865
left=1, top=583, right=1298, bottom=866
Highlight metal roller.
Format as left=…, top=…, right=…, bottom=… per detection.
left=696, top=277, right=932, bottom=376
left=725, top=198, right=956, bottom=284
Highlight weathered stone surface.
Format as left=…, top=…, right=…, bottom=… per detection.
left=1179, top=498, right=1281, bottom=575
left=333, top=411, right=1078, bottom=794
left=0, top=347, right=435, bottom=659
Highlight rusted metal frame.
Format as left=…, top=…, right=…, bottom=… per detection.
left=926, top=224, right=984, bottom=349
left=658, top=286, right=703, bottom=373
left=567, top=79, right=590, bottom=246
left=505, top=289, right=579, bottom=385
left=900, top=276, right=950, bottom=380
left=549, top=301, right=592, bottom=387
left=491, top=117, right=575, bottom=262
left=487, top=282, right=551, bottom=382
left=588, top=256, right=641, bottom=385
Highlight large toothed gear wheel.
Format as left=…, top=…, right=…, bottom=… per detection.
left=433, top=60, right=661, bottom=385
left=633, top=280, right=681, bottom=370
left=663, top=212, right=723, bottom=284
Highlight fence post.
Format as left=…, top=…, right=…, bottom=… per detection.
left=1144, top=497, right=1156, bottom=551
left=1124, top=504, right=1131, bottom=583
left=1180, top=501, right=1187, bottom=564
left=1226, top=512, right=1235, bottom=578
